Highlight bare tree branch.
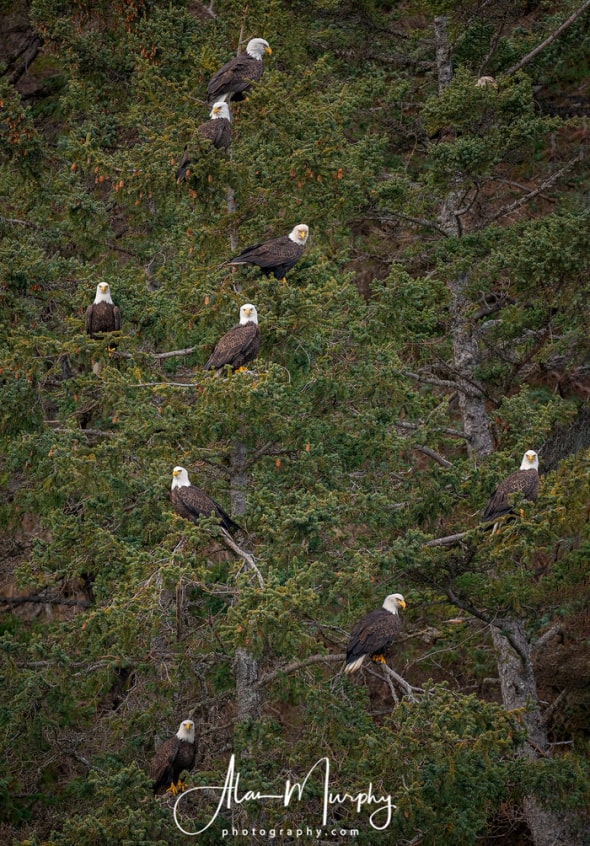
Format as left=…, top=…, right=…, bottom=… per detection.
left=445, top=586, right=528, bottom=664
left=413, top=444, right=453, bottom=468
left=219, top=529, right=265, bottom=589
left=479, top=153, right=584, bottom=228
left=394, top=420, right=468, bottom=439
left=532, top=624, right=563, bottom=652
left=128, top=381, right=195, bottom=388
left=401, top=370, right=460, bottom=390
left=256, top=654, right=344, bottom=688
left=381, top=664, right=422, bottom=702
left=367, top=211, right=448, bottom=237
left=0, top=594, right=92, bottom=608
left=424, top=531, right=469, bottom=547
left=151, top=346, right=198, bottom=360
left=505, top=0, right=590, bottom=76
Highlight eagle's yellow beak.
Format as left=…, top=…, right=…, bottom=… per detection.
left=172, top=469, right=180, bottom=477
left=399, top=599, right=407, bottom=610
left=100, top=284, right=108, bottom=292
left=526, top=452, right=536, bottom=462
left=265, top=46, right=272, bottom=55
left=183, top=722, right=192, bottom=731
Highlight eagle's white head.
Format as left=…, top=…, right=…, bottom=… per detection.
left=171, top=466, right=191, bottom=489
left=383, top=593, right=406, bottom=615
left=176, top=719, right=195, bottom=743
left=519, top=450, right=539, bottom=470
left=475, top=76, right=497, bottom=88
left=246, top=38, right=272, bottom=60
left=288, top=224, right=309, bottom=245
left=210, top=101, right=231, bottom=121
left=239, top=303, right=258, bottom=325
left=94, top=282, right=113, bottom=304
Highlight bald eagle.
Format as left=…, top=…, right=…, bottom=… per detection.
left=171, top=466, right=240, bottom=533
left=176, top=101, right=232, bottom=183
left=481, top=450, right=539, bottom=527
left=85, top=283, right=121, bottom=338
left=226, top=224, right=309, bottom=282
left=207, top=38, right=272, bottom=103
left=150, top=719, right=197, bottom=796
left=345, top=594, right=406, bottom=674
left=204, top=303, right=260, bottom=374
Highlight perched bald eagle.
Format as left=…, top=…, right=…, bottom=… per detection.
left=176, top=101, right=232, bottom=183
left=204, top=303, right=260, bottom=374
left=481, top=450, right=539, bottom=527
left=345, top=594, right=406, bottom=674
left=85, top=283, right=121, bottom=338
left=226, top=224, right=309, bottom=282
left=207, top=38, right=272, bottom=102
left=171, top=466, right=240, bottom=533
left=150, top=719, right=197, bottom=796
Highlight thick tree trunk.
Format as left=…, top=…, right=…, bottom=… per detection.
left=448, top=273, right=495, bottom=459
left=230, top=439, right=261, bottom=723
left=433, top=16, right=575, bottom=844
left=492, top=623, right=578, bottom=846
left=433, top=16, right=453, bottom=93
left=233, top=647, right=261, bottom=724
left=230, top=439, right=248, bottom=517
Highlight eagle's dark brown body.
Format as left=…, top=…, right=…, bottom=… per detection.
left=345, top=607, right=402, bottom=672
left=85, top=301, right=121, bottom=338
left=228, top=235, right=305, bottom=281
left=175, top=118, right=231, bottom=183
left=481, top=468, right=539, bottom=524
left=204, top=322, right=260, bottom=372
left=171, top=483, right=240, bottom=534
left=150, top=733, right=196, bottom=794
left=207, top=53, right=264, bottom=102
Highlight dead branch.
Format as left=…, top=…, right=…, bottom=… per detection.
left=541, top=688, right=567, bottom=727
left=446, top=586, right=528, bottom=664
left=151, top=346, right=198, bottom=360
left=394, top=420, right=468, bottom=439
left=367, top=211, right=448, bottom=237
left=413, top=445, right=453, bottom=468
left=533, top=624, right=564, bottom=652
left=505, top=0, right=590, bottom=76
left=401, top=370, right=460, bottom=390
left=256, top=653, right=344, bottom=688
left=0, top=594, right=92, bottom=608
left=480, top=153, right=584, bottom=228
left=50, top=427, right=116, bottom=438
left=219, top=529, right=265, bottom=589
left=424, top=531, right=469, bottom=547
left=128, top=381, right=195, bottom=388
left=381, top=664, right=422, bottom=702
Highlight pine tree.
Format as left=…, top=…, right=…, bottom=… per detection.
left=1, top=1, right=589, bottom=844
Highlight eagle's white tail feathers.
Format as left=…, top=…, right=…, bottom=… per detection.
left=344, top=656, right=366, bottom=674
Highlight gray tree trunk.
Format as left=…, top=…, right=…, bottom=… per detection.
left=230, top=439, right=261, bottom=724
left=433, top=16, right=577, bottom=845
left=492, top=624, right=579, bottom=846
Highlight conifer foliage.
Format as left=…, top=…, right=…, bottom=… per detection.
left=1, top=1, right=589, bottom=844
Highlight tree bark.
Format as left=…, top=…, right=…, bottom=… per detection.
left=230, top=439, right=262, bottom=723
left=232, top=647, right=261, bottom=723
left=448, top=273, right=495, bottom=459
left=433, top=16, right=576, bottom=844
left=433, top=16, right=453, bottom=93
left=491, top=624, right=578, bottom=846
